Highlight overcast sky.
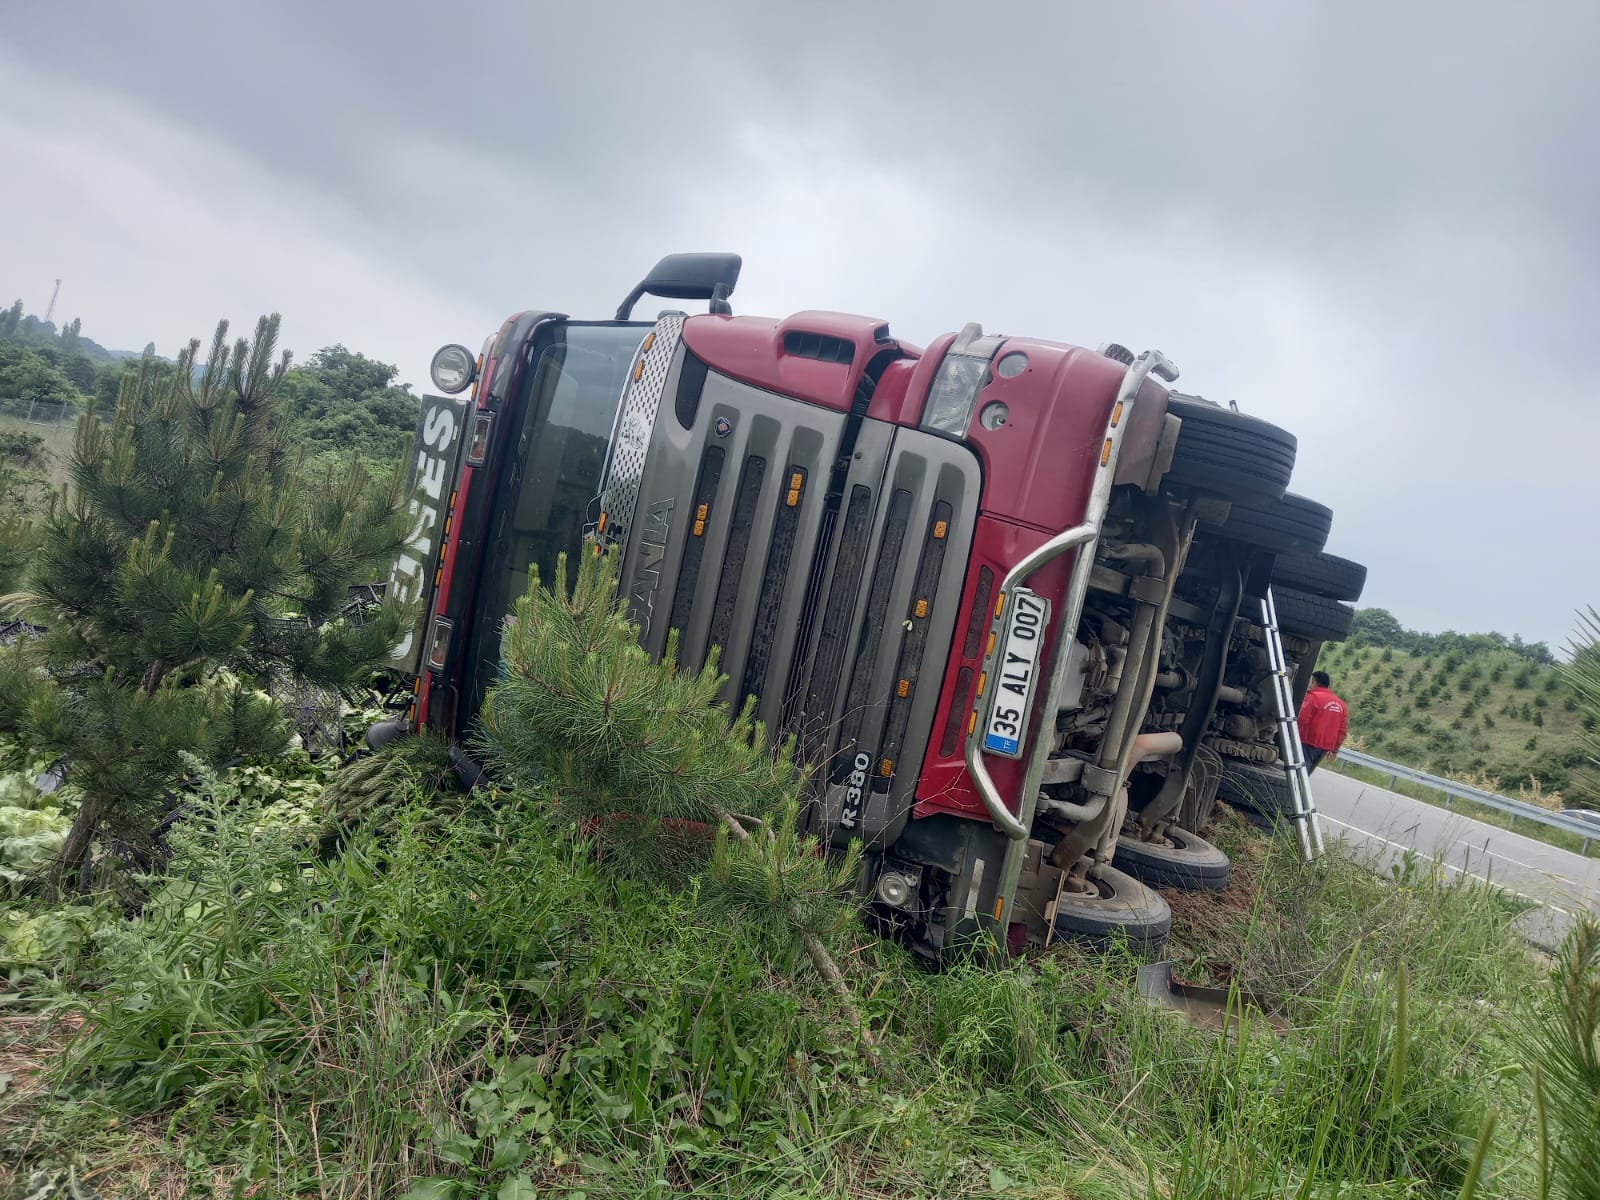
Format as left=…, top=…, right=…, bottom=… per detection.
left=2, top=2, right=1596, bottom=649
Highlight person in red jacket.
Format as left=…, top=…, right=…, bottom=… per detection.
left=1297, top=670, right=1349, bottom=772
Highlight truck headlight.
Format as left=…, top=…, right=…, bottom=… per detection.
left=875, top=866, right=921, bottom=909
left=430, top=344, right=477, bottom=394
left=922, top=323, right=1005, bottom=439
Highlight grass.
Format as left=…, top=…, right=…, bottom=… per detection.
left=0, top=770, right=1556, bottom=1199
left=1317, top=641, right=1594, bottom=807
left=0, top=551, right=1580, bottom=1197
left=0, top=413, right=75, bottom=492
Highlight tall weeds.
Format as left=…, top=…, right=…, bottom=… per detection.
left=7, top=749, right=1559, bottom=1197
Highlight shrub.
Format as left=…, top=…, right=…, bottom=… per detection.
left=1, top=322, right=412, bottom=891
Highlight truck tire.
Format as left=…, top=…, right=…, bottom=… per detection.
left=1217, top=760, right=1296, bottom=822
left=1050, top=864, right=1172, bottom=955
left=1209, top=492, right=1332, bottom=557
left=1113, top=827, right=1231, bottom=891
left=1271, top=551, right=1367, bottom=603
left=1273, top=587, right=1355, bottom=643
left=1163, top=396, right=1297, bottom=508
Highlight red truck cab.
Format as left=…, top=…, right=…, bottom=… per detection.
left=380, top=254, right=1317, bottom=960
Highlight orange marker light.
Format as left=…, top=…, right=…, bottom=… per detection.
left=897, top=679, right=910, bottom=698
left=914, top=599, right=929, bottom=619
left=933, top=520, right=948, bottom=540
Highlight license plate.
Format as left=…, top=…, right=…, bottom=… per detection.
left=982, top=588, right=1051, bottom=758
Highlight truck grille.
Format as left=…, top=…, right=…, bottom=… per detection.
left=666, top=445, right=726, bottom=642
left=741, top=466, right=808, bottom=705
left=706, top=454, right=767, bottom=657
left=594, top=314, right=685, bottom=552
left=790, top=484, right=874, bottom=761
left=874, top=499, right=955, bottom=793
left=603, top=357, right=981, bottom=845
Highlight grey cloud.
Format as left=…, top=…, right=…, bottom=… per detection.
left=2, top=1, right=1596, bottom=647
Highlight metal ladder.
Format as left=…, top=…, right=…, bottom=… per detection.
left=965, top=347, right=1180, bottom=932
left=1260, top=587, right=1324, bottom=861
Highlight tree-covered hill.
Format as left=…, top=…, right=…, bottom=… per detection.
left=0, top=297, right=420, bottom=476
left=1318, top=612, right=1590, bottom=803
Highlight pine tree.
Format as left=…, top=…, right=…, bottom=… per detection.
left=476, top=545, right=870, bottom=1044
left=1518, top=916, right=1600, bottom=1200
left=0, top=460, right=37, bottom=594
left=0, top=316, right=413, bottom=888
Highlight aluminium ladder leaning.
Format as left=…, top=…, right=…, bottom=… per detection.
left=1260, top=587, right=1324, bottom=861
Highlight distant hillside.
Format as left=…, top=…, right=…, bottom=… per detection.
left=0, top=296, right=159, bottom=417
left=1316, top=637, right=1592, bottom=805
left=0, top=300, right=146, bottom=364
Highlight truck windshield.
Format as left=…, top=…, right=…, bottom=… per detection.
left=465, top=322, right=648, bottom=711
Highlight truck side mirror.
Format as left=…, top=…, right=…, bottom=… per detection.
left=615, top=252, right=743, bottom=321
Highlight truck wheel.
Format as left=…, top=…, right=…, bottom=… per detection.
left=1271, top=552, right=1367, bottom=603
left=1050, top=864, right=1172, bottom=954
left=1272, top=586, right=1355, bottom=643
left=1163, top=395, right=1297, bottom=509
left=1113, top=827, right=1231, bottom=891
left=1217, top=760, right=1296, bottom=822
left=1208, top=492, right=1332, bottom=557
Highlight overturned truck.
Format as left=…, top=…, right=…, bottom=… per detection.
left=374, top=254, right=1366, bottom=959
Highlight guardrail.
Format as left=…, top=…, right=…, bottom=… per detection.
left=1335, top=748, right=1597, bottom=850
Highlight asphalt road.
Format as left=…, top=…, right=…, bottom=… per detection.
left=1310, top=767, right=1600, bottom=949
